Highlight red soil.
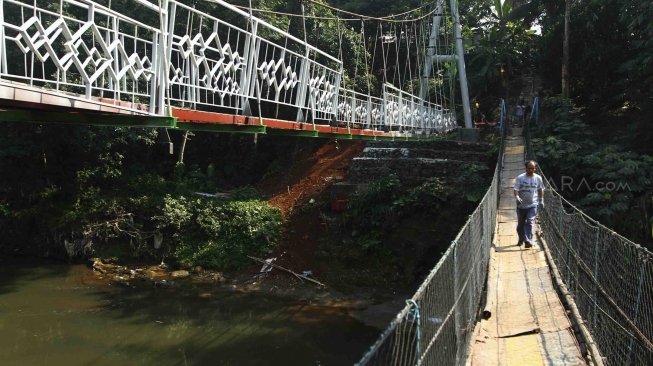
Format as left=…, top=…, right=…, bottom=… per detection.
left=257, top=139, right=366, bottom=275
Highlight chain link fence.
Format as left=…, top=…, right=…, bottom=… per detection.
left=526, top=124, right=653, bottom=365
left=356, top=135, right=503, bottom=365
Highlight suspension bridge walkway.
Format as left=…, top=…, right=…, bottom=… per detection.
left=468, top=128, right=584, bottom=365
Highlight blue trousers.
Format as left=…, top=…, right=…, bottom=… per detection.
left=516, top=206, right=538, bottom=244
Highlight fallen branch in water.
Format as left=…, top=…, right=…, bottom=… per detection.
left=248, top=256, right=326, bottom=287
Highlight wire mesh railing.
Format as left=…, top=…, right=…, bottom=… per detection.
left=356, top=102, right=504, bottom=365
left=525, top=104, right=653, bottom=365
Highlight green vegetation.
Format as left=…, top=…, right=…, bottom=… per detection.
left=530, top=97, right=653, bottom=246
left=458, top=0, right=653, bottom=247
left=167, top=198, right=282, bottom=270
left=318, top=164, right=491, bottom=289
left=0, top=124, right=286, bottom=270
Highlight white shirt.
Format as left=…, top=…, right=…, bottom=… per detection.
left=513, top=173, right=544, bottom=209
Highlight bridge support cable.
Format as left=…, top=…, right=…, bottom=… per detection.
left=525, top=100, right=653, bottom=364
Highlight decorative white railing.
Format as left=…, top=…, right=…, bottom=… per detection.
left=0, top=0, right=456, bottom=134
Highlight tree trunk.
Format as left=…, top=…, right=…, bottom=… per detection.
left=561, top=0, right=571, bottom=98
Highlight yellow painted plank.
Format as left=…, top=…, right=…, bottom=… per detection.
left=503, top=334, right=543, bottom=366
left=496, top=234, right=520, bottom=248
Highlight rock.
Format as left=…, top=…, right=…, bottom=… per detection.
left=154, top=279, right=174, bottom=288
left=212, top=272, right=226, bottom=283
left=92, top=259, right=119, bottom=274
left=171, top=270, right=190, bottom=279
left=192, top=266, right=204, bottom=274
left=145, top=267, right=167, bottom=280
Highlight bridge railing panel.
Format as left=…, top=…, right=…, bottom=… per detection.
left=335, top=88, right=383, bottom=130
left=164, top=0, right=343, bottom=124
left=0, top=0, right=160, bottom=112
left=302, top=49, right=341, bottom=123
left=165, top=1, right=252, bottom=112
left=382, top=83, right=455, bottom=135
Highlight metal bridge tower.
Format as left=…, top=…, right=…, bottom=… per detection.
left=419, top=0, right=473, bottom=128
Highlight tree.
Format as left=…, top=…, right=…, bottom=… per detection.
left=462, top=0, right=537, bottom=110
left=561, top=0, right=570, bottom=98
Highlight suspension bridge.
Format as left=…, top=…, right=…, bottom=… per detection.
left=0, top=0, right=465, bottom=139
left=0, top=0, right=651, bottom=365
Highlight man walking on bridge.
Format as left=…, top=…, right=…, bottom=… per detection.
left=513, top=160, right=544, bottom=248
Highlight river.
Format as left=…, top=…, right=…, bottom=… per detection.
left=0, top=259, right=381, bottom=366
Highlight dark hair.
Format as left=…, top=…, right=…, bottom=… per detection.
left=525, top=160, right=537, bottom=168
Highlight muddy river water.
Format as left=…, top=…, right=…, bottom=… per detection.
left=0, top=259, right=382, bottom=366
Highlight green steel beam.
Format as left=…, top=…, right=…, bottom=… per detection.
left=176, top=122, right=266, bottom=134
left=349, top=134, right=397, bottom=141
left=0, top=109, right=176, bottom=128
left=265, top=128, right=319, bottom=138
left=317, top=132, right=352, bottom=140
left=0, top=108, right=458, bottom=142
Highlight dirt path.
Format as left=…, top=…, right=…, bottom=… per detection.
left=254, top=139, right=366, bottom=276
left=261, top=139, right=366, bottom=217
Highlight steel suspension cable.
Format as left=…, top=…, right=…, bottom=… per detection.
left=304, top=0, right=437, bottom=22
left=362, top=20, right=373, bottom=97
left=394, top=22, right=402, bottom=88
left=379, top=21, right=388, bottom=86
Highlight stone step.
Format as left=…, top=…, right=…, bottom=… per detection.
left=360, top=147, right=489, bottom=162
left=348, top=157, right=480, bottom=185
left=366, top=140, right=491, bottom=153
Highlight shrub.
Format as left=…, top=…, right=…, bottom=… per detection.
left=170, top=199, right=283, bottom=270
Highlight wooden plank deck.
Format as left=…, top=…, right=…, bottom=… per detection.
left=467, top=129, right=586, bottom=366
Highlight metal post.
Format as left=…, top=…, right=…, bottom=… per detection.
left=592, top=228, right=600, bottom=329
left=419, top=3, right=442, bottom=102
left=149, top=32, right=159, bottom=114
left=162, top=0, right=176, bottom=116
left=295, top=56, right=310, bottom=122
left=350, top=91, right=355, bottom=129
left=448, top=0, right=472, bottom=128
left=382, top=84, right=388, bottom=131
left=239, top=18, right=258, bottom=116
left=85, top=2, right=95, bottom=99
left=333, top=70, right=342, bottom=130
left=0, top=0, right=6, bottom=75
left=397, top=92, right=404, bottom=133
left=295, top=1, right=312, bottom=123
left=367, top=96, right=372, bottom=130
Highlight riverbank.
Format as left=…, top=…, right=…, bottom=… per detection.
left=0, top=257, right=381, bottom=366
left=88, top=256, right=409, bottom=330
